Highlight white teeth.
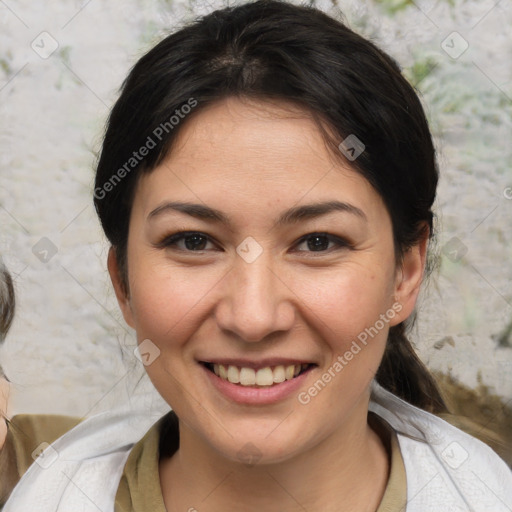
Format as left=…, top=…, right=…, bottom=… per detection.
left=256, top=367, right=274, bottom=386
left=240, top=367, right=256, bottom=385
left=227, top=365, right=240, bottom=383
left=211, top=363, right=309, bottom=386
left=273, top=365, right=286, bottom=383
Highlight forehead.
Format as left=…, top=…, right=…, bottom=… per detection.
left=132, top=97, right=386, bottom=224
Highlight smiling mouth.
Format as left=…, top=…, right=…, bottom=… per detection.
left=202, top=362, right=315, bottom=387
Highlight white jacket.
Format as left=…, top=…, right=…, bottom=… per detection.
left=4, top=380, right=512, bottom=511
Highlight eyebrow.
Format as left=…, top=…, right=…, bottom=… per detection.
left=148, top=200, right=367, bottom=228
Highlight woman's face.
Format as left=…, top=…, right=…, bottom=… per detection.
left=110, top=97, right=425, bottom=464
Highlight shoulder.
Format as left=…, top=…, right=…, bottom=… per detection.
left=3, top=408, right=163, bottom=512
left=1, top=414, right=82, bottom=506
left=7, top=414, right=83, bottom=473
left=369, top=380, right=512, bottom=511
left=8, top=413, right=83, bottom=453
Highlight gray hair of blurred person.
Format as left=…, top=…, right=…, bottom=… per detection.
left=0, top=260, right=15, bottom=379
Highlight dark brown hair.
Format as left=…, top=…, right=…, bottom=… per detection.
left=94, top=0, right=447, bottom=413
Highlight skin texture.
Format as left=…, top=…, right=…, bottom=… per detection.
left=0, top=377, right=8, bottom=450
left=109, top=97, right=428, bottom=511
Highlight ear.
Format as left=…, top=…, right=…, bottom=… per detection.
left=107, top=247, right=135, bottom=329
left=389, top=225, right=429, bottom=326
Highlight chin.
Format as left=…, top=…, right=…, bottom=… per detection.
left=202, top=419, right=315, bottom=467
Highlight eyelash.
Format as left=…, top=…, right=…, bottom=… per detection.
left=156, top=231, right=353, bottom=255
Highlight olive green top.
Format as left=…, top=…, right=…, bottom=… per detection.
left=1, top=410, right=406, bottom=511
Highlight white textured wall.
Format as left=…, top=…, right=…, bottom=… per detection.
left=0, top=0, right=511, bottom=417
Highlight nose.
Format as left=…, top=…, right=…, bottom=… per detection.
left=214, top=249, right=296, bottom=343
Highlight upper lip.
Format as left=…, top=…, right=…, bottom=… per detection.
left=199, top=358, right=316, bottom=369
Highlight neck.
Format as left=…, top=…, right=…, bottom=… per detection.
left=159, top=399, right=390, bottom=512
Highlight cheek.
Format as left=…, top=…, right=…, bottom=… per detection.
left=126, top=264, right=217, bottom=407
left=127, top=252, right=395, bottom=351
left=296, top=264, right=395, bottom=404
left=298, top=263, right=395, bottom=342
left=128, top=264, right=215, bottom=343
left=292, top=266, right=393, bottom=423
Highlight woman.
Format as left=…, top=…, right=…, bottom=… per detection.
left=1, top=1, right=511, bottom=510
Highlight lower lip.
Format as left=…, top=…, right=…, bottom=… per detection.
left=201, top=364, right=315, bottom=405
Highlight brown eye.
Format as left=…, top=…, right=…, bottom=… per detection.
left=294, top=233, right=351, bottom=253
left=158, top=232, right=218, bottom=252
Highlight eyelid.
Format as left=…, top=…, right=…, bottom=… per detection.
left=292, top=232, right=353, bottom=253
left=155, top=231, right=219, bottom=251
left=155, top=230, right=352, bottom=254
